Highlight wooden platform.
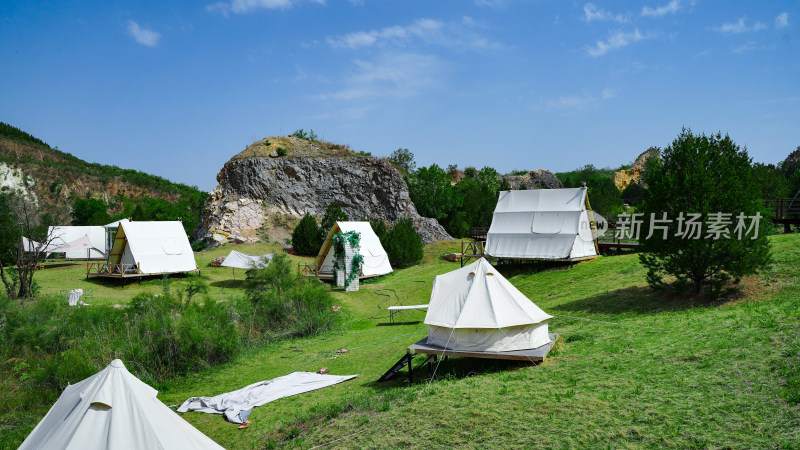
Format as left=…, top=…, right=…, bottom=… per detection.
left=408, top=333, right=557, bottom=362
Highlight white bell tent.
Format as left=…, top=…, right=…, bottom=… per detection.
left=485, top=187, right=598, bottom=260
left=47, top=225, right=107, bottom=259
left=314, top=221, right=392, bottom=279
left=424, top=258, right=553, bottom=352
left=106, top=221, right=197, bottom=275
left=19, top=359, right=223, bottom=450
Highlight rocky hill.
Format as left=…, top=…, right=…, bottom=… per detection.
left=613, top=148, right=659, bottom=190
left=0, top=122, right=204, bottom=224
left=195, top=136, right=452, bottom=244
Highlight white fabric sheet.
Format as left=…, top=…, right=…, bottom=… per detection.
left=19, top=359, right=223, bottom=450
left=485, top=188, right=598, bottom=260
left=177, top=372, right=358, bottom=424
left=220, top=250, right=273, bottom=269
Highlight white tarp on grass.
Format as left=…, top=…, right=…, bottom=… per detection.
left=47, top=226, right=107, bottom=259
left=315, top=221, right=392, bottom=278
left=424, top=258, right=553, bottom=352
left=19, top=359, right=223, bottom=450
left=178, top=372, right=358, bottom=424
left=485, top=187, right=598, bottom=260
left=220, top=250, right=274, bottom=270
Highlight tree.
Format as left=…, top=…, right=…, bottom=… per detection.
left=752, top=163, right=789, bottom=200
left=389, top=148, right=416, bottom=173
left=319, top=202, right=349, bottom=239
left=407, top=164, right=459, bottom=223
left=291, top=213, right=321, bottom=256
left=71, top=197, right=111, bottom=225
left=639, top=129, right=771, bottom=296
left=384, top=219, right=424, bottom=269
left=0, top=194, right=59, bottom=298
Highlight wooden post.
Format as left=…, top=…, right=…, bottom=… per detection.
left=407, top=351, right=413, bottom=385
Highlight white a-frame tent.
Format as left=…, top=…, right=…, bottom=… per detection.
left=107, top=221, right=197, bottom=275
left=19, top=359, right=223, bottom=450
left=314, top=221, right=392, bottom=278
left=424, top=258, right=553, bottom=352
left=485, top=187, right=598, bottom=260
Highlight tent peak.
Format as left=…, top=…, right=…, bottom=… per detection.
left=109, top=359, right=125, bottom=368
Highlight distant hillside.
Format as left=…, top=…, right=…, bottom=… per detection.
left=0, top=121, right=206, bottom=230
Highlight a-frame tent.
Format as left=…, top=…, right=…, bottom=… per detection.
left=485, top=187, right=598, bottom=261
left=314, top=221, right=392, bottom=279
left=19, top=359, right=223, bottom=450
left=106, top=221, right=197, bottom=276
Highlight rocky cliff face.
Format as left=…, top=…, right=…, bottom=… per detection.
left=613, top=148, right=659, bottom=191
left=501, top=169, right=563, bottom=190
left=195, top=137, right=452, bottom=244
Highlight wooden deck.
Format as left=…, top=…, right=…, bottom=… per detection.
left=766, top=198, right=800, bottom=232
left=383, top=334, right=558, bottom=385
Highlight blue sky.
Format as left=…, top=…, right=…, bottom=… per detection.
left=1, top=0, right=798, bottom=191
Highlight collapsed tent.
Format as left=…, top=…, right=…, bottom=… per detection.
left=485, top=187, right=598, bottom=260
left=314, top=221, right=392, bottom=278
left=221, top=250, right=274, bottom=270
left=106, top=221, right=197, bottom=275
left=424, top=258, right=553, bottom=352
left=47, top=226, right=107, bottom=259
left=23, top=235, right=103, bottom=256
left=19, top=359, right=223, bottom=450
left=178, top=372, right=358, bottom=424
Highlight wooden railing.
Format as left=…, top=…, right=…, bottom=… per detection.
left=86, top=262, right=140, bottom=276
left=469, top=227, right=489, bottom=241
left=765, top=198, right=800, bottom=221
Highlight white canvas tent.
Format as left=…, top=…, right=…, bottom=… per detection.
left=485, top=187, right=598, bottom=260
left=424, top=258, right=553, bottom=352
left=314, top=221, right=392, bottom=278
left=106, top=221, right=197, bottom=275
left=48, top=226, right=107, bottom=259
left=23, top=235, right=103, bottom=257
left=19, top=359, right=223, bottom=450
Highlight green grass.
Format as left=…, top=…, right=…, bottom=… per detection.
left=10, top=235, right=800, bottom=448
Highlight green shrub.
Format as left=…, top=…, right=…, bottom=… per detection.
left=291, top=213, right=321, bottom=256
left=385, top=218, right=423, bottom=269
left=277, top=147, right=288, bottom=156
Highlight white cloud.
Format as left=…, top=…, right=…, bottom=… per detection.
left=586, top=29, right=650, bottom=57
left=327, top=19, right=444, bottom=49
left=641, top=0, right=680, bottom=18
left=775, top=12, right=789, bottom=29
left=583, top=3, right=629, bottom=23
left=546, top=88, right=615, bottom=111
left=207, top=0, right=322, bottom=15
left=326, top=18, right=503, bottom=52
left=714, top=17, right=768, bottom=34
left=732, top=41, right=773, bottom=54
left=126, top=21, right=161, bottom=47
left=314, top=53, right=444, bottom=101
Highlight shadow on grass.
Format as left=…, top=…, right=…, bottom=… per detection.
left=209, top=280, right=245, bottom=290
left=369, top=354, right=536, bottom=390
left=551, top=285, right=733, bottom=315
left=375, top=321, right=422, bottom=327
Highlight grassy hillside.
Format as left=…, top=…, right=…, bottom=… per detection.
left=0, top=121, right=205, bottom=224
left=5, top=235, right=799, bottom=448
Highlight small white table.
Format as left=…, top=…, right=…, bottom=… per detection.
left=387, top=304, right=429, bottom=323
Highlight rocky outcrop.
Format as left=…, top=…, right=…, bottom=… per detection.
left=195, top=140, right=452, bottom=244
left=613, top=148, right=659, bottom=191
left=501, top=169, right=563, bottom=190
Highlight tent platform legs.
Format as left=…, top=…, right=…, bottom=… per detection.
left=407, top=333, right=558, bottom=363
